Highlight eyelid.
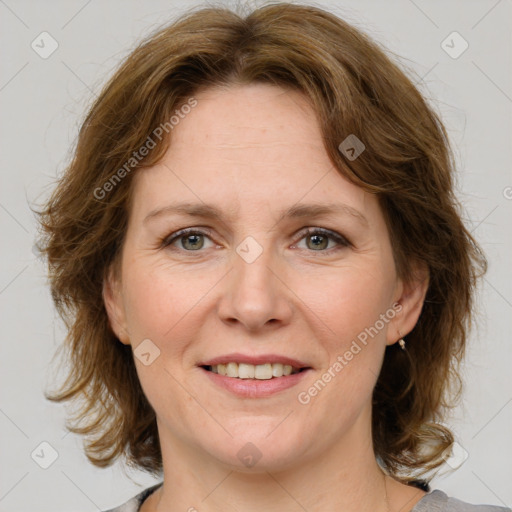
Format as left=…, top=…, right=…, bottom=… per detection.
left=161, top=226, right=215, bottom=248
left=293, top=226, right=352, bottom=249
left=161, top=226, right=351, bottom=252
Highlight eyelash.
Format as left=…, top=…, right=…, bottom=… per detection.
left=161, top=227, right=351, bottom=255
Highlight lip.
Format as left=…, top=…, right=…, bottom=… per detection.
left=201, top=366, right=313, bottom=398
left=198, top=352, right=311, bottom=369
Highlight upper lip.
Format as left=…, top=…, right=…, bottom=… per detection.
left=199, top=353, right=311, bottom=369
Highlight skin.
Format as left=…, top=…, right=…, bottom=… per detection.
left=104, top=83, right=430, bottom=512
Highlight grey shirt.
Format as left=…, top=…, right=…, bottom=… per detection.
left=103, top=483, right=511, bottom=512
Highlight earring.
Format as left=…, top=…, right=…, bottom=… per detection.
left=397, top=331, right=406, bottom=350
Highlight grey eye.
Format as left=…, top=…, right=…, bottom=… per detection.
left=306, top=233, right=330, bottom=250
left=180, top=233, right=205, bottom=251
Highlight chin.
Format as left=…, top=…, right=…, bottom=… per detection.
left=199, top=425, right=311, bottom=473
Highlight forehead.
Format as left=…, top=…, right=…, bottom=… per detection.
left=162, top=83, right=326, bottom=171
left=130, top=83, right=376, bottom=223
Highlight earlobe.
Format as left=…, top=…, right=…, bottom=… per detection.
left=387, top=261, right=430, bottom=346
left=103, top=266, right=131, bottom=345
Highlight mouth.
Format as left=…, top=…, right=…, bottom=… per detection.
left=198, top=355, right=313, bottom=398
left=201, top=362, right=310, bottom=380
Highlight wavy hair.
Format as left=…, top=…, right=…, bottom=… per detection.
left=38, top=2, right=487, bottom=485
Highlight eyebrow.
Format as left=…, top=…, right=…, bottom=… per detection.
left=143, top=201, right=369, bottom=227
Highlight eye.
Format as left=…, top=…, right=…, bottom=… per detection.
left=161, top=226, right=351, bottom=254
left=162, top=227, right=215, bottom=251
left=294, top=227, right=350, bottom=253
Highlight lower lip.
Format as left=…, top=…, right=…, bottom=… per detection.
left=201, top=367, right=312, bottom=398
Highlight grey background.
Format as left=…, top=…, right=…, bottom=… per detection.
left=0, top=0, right=511, bottom=510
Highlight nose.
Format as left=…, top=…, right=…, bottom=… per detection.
left=217, top=240, right=293, bottom=332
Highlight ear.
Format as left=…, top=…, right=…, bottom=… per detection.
left=103, top=265, right=131, bottom=345
left=386, top=260, right=429, bottom=346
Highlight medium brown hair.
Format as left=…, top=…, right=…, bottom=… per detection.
left=38, top=2, right=487, bottom=484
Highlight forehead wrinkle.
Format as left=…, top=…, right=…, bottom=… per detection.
left=276, top=203, right=369, bottom=227
left=143, top=201, right=368, bottom=229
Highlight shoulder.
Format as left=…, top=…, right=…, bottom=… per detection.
left=101, top=483, right=163, bottom=512
left=100, top=485, right=510, bottom=512
left=413, top=490, right=511, bottom=512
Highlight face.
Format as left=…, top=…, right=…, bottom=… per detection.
left=104, top=83, right=427, bottom=472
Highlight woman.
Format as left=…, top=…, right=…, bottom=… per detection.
left=38, top=3, right=508, bottom=511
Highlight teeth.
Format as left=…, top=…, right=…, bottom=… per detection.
left=208, top=362, right=299, bottom=379
left=226, top=362, right=238, bottom=378
left=238, top=363, right=255, bottom=379
left=272, top=364, right=284, bottom=377
left=254, top=363, right=273, bottom=380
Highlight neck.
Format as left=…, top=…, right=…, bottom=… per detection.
left=151, top=412, right=395, bottom=512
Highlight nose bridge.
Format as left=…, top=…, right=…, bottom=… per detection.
left=235, top=234, right=274, bottom=292
left=218, top=233, right=292, bottom=330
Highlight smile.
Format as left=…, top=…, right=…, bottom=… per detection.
left=200, top=365, right=312, bottom=398
left=203, top=362, right=303, bottom=379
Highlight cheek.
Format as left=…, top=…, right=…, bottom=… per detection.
left=296, top=262, right=394, bottom=343
left=294, top=261, right=394, bottom=406
left=121, top=260, right=198, bottom=341
left=123, top=277, right=173, bottom=341
left=120, top=264, right=203, bottom=417
left=120, top=260, right=222, bottom=381
left=295, top=273, right=390, bottom=418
